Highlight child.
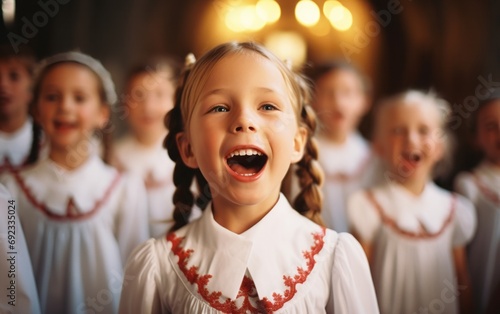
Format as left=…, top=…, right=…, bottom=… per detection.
left=113, top=58, right=200, bottom=237
left=348, top=90, right=476, bottom=314
left=0, top=183, right=40, bottom=314
left=118, top=42, right=379, bottom=313
left=454, top=93, right=500, bottom=314
left=0, top=44, right=42, bottom=173
left=0, top=51, right=149, bottom=314
left=306, top=61, right=380, bottom=232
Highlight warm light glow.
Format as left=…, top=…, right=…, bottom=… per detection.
left=256, top=0, right=281, bottom=24
left=225, top=5, right=266, bottom=33
left=2, top=0, right=15, bottom=26
left=264, top=31, right=307, bottom=68
left=323, top=0, right=342, bottom=17
left=295, top=0, right=320, bottom=27
left=327, top=5, right=353, bottom=31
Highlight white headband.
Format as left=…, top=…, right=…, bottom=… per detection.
left=35, top=51, right=117, bottom=105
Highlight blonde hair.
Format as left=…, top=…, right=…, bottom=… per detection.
left=164, top=42, right=324, bottom=231
left=374, top=90, right=454, bottom=179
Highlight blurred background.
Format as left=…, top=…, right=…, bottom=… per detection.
left=1, top=0, right=499, bottom=187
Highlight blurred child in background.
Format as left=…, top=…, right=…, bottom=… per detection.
left=113, top=58, right=199, bottom=237
left=1, top=51, right=148, bottom=314
left=0, top=45, right=42, bottom=173
left=348, top=90, right=476, bottom=314
left=306, top=61, right=380, bottom=232
left=454, top=92, right=500, bottom=314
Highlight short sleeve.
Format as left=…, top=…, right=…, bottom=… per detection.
left=452, top=194, right=477, bottom=247
left=119, top=238, right=162, bottom=314
left=454, top=172, right=478, bottom=202
left=329, top=233, right=379, bottom=314
left=347, top=190, right=381, bottom=243
left=115, top=174, right=150, bottom=263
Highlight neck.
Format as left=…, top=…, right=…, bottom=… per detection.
left=0, top=115, right=28, bottom=133
left=320, top=129, right=349, bottom=145
left=134, top=130, right=166, bottom=147
left=211, top=193, right=279, bottom=234
left=49, top=140, right=92, bottom=170
left=486, top=158, right=500, bottom=169
left=394, top=175, right=428, bottom=196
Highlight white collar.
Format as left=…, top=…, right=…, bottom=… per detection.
left=18, top=155, right=118, bottom=215
left=114, top=135, right=173, bottom=181
left=317, top=132, right=371, bottom=175
left=0, top=119, right=33, bottom=166
left=372, top=182, right=453, bottom=234
left=167, top=194, right=325, bottom=300
left=475, top=161, right=500, bottom=187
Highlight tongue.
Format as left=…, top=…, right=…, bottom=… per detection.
left=229, top=163, right=258, bottom=175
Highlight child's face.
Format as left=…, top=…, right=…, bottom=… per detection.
left=476, top=100, right=500, bottom=166
left=375, top=101, right=444, bottom=182
left=0, top=58, right=32, bottom=122
left=126, top=71, right=174, bottom=138
left=36, top=63, right=109, bottom=150
left=177, top=52, right=306, bottom=208
left=312, top=69, right=367, bottom=139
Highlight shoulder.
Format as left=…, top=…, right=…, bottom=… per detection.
left=454, top=171, right=477, bottom=200
left=124, top=237, right=168, bottom=278
left=347, top=188, right=382, bottom=242
left=449, top=191, right=477, bottom=246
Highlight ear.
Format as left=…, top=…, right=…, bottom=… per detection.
left=433, top=137, right=445, bottom=163
left=291, top=126, right=308, bottom=163
left=176, top=132, right=199, bottom=168
left=97, top=105, right=110, bottom=128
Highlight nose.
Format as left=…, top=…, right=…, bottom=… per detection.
left=231, top=108, right=257, bottom=133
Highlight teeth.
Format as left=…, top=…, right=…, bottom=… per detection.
left=228, top=148, right=263, bottom=158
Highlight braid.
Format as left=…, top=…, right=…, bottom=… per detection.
left=164, top=58, right=198, bottom=232
left=26, top=121, right=43, bottom=165
left=292, top=75, right=325, bottom=227
left=100, top=123, right=113, bottom=164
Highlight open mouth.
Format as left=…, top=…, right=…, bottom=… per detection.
left=401, top=151, right=422, bottom=166
left=226, top=147, right=268, bottom=178
left=54, top=120, right=78, bottom=131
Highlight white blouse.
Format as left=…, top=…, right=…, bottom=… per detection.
left=317, top=133, right=382, bottom=232
left=113, top=136, right=200, bottom=237
left=0, top=119, right=33, bottom=172
left=455, top=161, right=500, bottom=314
left=119, top=194, right=379, bottom=314
left=348, top=182, right=476, bottom=314
left=0, top=183, right=40, bottom=314
left=1, top=155, right=149, bottom=314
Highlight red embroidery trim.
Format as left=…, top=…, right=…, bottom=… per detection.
left=473, top=174, right=500, bottom=205
left=12, top=169, right=121, bottom=221
left=365, top=190, right=456, bottom=239
left=167, top=227, right=326, bottom=313
left=325, top=152, right=373, bottom=182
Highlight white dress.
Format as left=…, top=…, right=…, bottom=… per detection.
left=0, top=183, right=40, bottom=314
left=0, top=155, right=149, bottom=314
left=317, top=133, right=382, bottom=232
left=113, top=136, right=201, bottom=237
left=348, top=182, right=476, bottom=314
left=0, top=119, right=33, bottom=173
left=455, top=161, right=500, bottom=314
left=119, top=194, right=379, bottom=314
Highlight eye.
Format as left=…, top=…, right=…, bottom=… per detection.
left=208, top=105, right=229, bottom=113
left=419, top=126, right=430, bottom=135
left=392, top=127, right=404, bottom=135
left=74, top=94, right=87, bottom=103
left=9, top=71, right=19, bottom=82
left=260, top=103, right=278, bottom=111
left=44, top=93, right=59, bottom=102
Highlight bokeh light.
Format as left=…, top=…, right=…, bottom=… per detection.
left=256, top=0, right=281, bottom=24
left=295, top=0, right=320, bottom=27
